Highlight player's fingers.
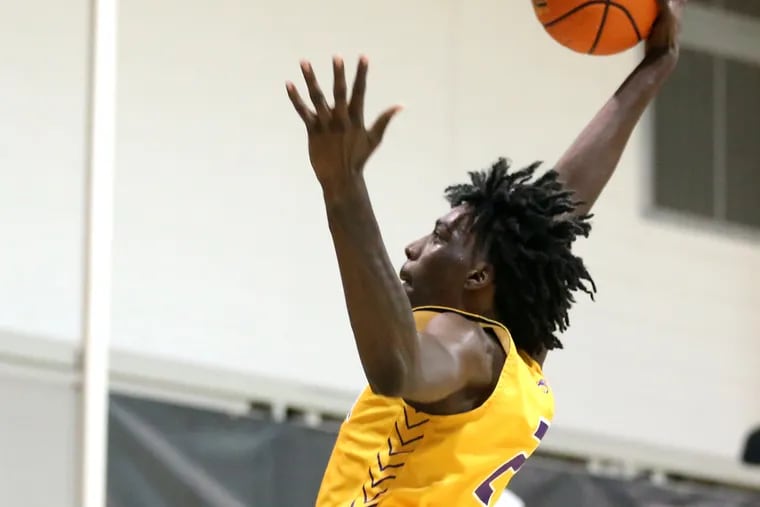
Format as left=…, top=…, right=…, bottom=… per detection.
left=651, top=0, right=678, bottom=37
left=333, top=56, right=350, bottom=129
left=301, top=60, right=332, bottom=128
left=671, top=0, right=687, bottom=17
left=666, top=0, right=683, bottom=19
left=286, top=81, right=317, bottom=130
left=349, top=56, right=368, bottom=125
left=368, top=105, right=402, bottom=148
left=654, top=0, right=670, bottom=19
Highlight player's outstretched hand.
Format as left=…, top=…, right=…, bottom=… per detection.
left=646, top=0, right=687, bottom=61
left=286, top=56, right=402, bottom=193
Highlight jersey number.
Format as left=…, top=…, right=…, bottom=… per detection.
left=473, top=418, right=550, bottom=506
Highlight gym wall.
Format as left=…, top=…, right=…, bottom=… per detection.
left=1, top=0, right=758, bottom=474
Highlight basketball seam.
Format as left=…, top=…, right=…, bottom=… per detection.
left=588, top=0, right=612, bottom=54
left=609, top=2, right=643, bottom=41
left=542, top=0, right=646, bottom=52
left=542, top=0, right=608, bottom=28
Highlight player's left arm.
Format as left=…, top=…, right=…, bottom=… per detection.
left=554, top=0, right=687, bottom=217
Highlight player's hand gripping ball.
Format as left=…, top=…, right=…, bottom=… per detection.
left=533, top=0, right=660, bottom=55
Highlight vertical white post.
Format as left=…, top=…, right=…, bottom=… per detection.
left=81, top=0, right=117, bottom=504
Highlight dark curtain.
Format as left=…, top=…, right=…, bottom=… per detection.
left=107, top=394, right=760, bottom=507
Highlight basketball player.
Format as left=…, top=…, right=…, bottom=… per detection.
left=286, top=1, right=686, bottom=505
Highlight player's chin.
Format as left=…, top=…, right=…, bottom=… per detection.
left=401, top=281, right=415, bottom=300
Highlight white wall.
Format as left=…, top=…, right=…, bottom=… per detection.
left=0, top=360, right=80, bottom=507
left=112, top=0, right=638, bottom=387
left=0, top=0, right=87, bottom=341
left=1, top=0, right=758, bottom=462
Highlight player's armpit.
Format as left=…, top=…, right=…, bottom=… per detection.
left=394, top=312, right=495, bottom=404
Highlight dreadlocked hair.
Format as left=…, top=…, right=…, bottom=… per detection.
left=444, top=157, right=596, bottom=356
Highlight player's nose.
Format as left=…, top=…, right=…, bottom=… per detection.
left=404, top=239, right=422, bottom=260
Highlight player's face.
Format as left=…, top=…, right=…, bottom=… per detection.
left=399, top=205, right=480, bottom=309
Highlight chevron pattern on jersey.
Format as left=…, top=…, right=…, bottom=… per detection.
left=350, top=406, right=430, bottom=506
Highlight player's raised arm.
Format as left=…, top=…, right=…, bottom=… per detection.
left=286, top=57, right=490, bottom=401
left=554, top=0, right=687, bottom=217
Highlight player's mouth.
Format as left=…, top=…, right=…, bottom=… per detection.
left=399, top=269, right=412, bottom=288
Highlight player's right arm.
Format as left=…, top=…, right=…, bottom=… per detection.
left=554, top=0, right=686, bottom=217
left=285, top=57, right=494, bottom=402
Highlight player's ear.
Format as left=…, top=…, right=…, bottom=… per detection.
left=464, top=261, right=493, bottom=291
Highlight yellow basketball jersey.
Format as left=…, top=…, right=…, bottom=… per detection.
left=316, top=306, right=554, bottom=507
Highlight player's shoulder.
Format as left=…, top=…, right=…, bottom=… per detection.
left=413, top=306, right=499, bottom=331
left=416, top=309, right=491, bottom=350
left=424, top=309, right=480, bottom=331
left=416, top=308, right=508, bottom=387
left=413, top=306, right=509, bottom=351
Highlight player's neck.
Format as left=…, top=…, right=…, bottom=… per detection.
left=474, top=306, right=500, bottom=323
left=533, top=347, right=548, bottom=367
left=458, top=298, right=498, bottom=322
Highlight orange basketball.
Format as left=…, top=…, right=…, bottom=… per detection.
left=533, top=0, right=660, bottom=55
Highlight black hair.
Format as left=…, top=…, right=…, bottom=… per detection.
left=444, top=157, right=596, bottom=356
